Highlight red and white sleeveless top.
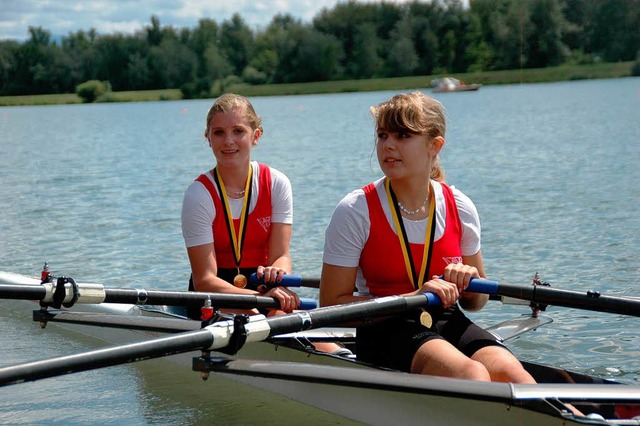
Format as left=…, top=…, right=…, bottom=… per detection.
left=195, top=163, right=272, bottom=268
left=359, top=182, right=462, bottom=297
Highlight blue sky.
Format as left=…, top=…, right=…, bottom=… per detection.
left=0, top=0, right=416, bottom=41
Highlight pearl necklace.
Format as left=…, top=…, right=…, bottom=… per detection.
left=397, top=193, right=429, bottom=215
left=230, top=190, right=245, bottom=196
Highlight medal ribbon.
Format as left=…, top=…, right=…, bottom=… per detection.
left=385, top=178, right=436, bottom=290
left=213, top=165, right=253, bottom=269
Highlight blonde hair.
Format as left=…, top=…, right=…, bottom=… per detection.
left=370, top=92, right=446, bottom=182
left=204, top=93, right=263, bottom=138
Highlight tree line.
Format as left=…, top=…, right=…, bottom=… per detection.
left=0, top=0, right=638, bottom=98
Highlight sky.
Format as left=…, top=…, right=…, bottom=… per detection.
left=0, top=0, right=416, bottom=42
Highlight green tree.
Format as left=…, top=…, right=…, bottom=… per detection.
left=188, top=19, right=220, bottom=78
left=471, top=0, right=530, bottom=70
left=590, top=0, right=640, bottom=62
left=526, top=0, right=569, bottom=67
left=148, top=38, right=197, bottom=89
left=94, top=34, right=147, bottom=90
left=0, top=41, right=17, bottom=94
left=219, top=14, right=254, bottom=75
left=146, top=15, right=163, bottom=46
left=313, top=0, right=392, bottom=79
left=203, top=43, right=233, bottom=81
left=61, top=29, right=101, bottom=85
left=350, top=23, right=380, bottom=78
left=126, top=52, right=151, bottom=89
left=294, top=29, right=343, bottom=82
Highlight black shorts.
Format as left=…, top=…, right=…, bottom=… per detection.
left=186, top=267, right=260, bottom=320
left=356, top=305, right=506, bottom=372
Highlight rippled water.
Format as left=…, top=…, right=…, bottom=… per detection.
left=1, top=78, right=639, bottom=423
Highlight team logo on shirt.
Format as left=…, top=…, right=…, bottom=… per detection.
left=257, top=216, right=271, bottom=232
left=442, top=256, right=463, bottom=265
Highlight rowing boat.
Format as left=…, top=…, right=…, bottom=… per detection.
left=1, top=270, right=640, bottom=425
left=431, top=77, right=482, bottom=93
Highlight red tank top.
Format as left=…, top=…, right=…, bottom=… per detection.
left=359, top=182, right=463, bottom=297
left=196, top=163, right=272, bottom=268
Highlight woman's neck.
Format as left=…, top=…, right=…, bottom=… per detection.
left=215, top=162, right=251, bottom=196
left=389, top=176, right=431, bottom=218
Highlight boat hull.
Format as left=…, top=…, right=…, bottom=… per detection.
left=432, top=83, right=482, bottom=93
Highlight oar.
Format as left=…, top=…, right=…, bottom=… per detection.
left=468, top=278, right=640, bottom=317
left=0, top=279, right=317, bottom=310
left=255, top=274, right=640, bottom=317
left=249, top=273, right=319, bottom=289
left=1, top=279, right=637, bottom=386
left=0, top=285, right=475, bottom=387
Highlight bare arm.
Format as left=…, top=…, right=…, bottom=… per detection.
left=262, top=222, right=292, bottom=281
left=457, top=250, right=489, bottom=311
left=187, top=243, right=258, bottom=295
left=320, top=263, right=371, bottom=306
left=259, top=222, right=298, bottom=312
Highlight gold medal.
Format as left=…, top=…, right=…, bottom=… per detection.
left=233, top=274, right=247, bottom=288
left=419, top=310, right=433, bottom=328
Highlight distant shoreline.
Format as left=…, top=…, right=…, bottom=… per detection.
left=0, top=61, right=634, bottom=107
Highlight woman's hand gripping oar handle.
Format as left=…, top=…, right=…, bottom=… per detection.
left=417, top=278, right=499, bottom=327
left=422, top=277, right=498, bottom=306
left=249, top=274, right=318, bottom=310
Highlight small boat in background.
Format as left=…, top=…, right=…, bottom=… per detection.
left=431, top=77, right=482, bottom=93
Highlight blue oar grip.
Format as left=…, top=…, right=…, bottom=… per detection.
left=467, top=278, right=499, bottom=295
left=299, top=298, right=317, bottom=310
left=423, top=277, right=500, bottom=305
left=249, top=273, right=302, bottom=288
left=423, top=292, right=442, bottom=306
left=249, top=273, right=315, bottom=309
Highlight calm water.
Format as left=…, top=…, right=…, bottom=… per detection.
left=1, top=78, right=639, bottom=424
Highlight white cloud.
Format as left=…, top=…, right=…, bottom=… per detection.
left=0, top=0, right=423, bottom=41
left=0, top=0, right=317, bottom=40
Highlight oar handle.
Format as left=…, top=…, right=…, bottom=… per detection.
left=248, top=274, right=317, bottom=309
left=422, top=277, right=500, bottom=305
left=299, top=298, right=317, bottom=310
left=467, top=278, right=500, bottom=295
left=249, top=273, right=320, bottom=289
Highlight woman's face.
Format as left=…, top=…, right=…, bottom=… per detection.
left=376, top=127, right=434, bottom=181
left=206, top=108, right=261, bottom=168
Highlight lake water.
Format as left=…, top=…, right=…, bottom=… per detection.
left=1, top=77, right=639, bottom=424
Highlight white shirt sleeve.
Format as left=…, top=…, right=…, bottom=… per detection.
left=181, top=180, right=215, bottom=248
left=322, top=189, right=370, bottom=268
left=450, top=185, right=481, bottom=256
left=269, top=166, right=293, bottom=224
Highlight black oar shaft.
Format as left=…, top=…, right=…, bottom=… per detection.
left=467, top=278, right=640, bottom=317
left=0, top=284, right=46, bottom=300
left=103, top=288, right=282, bottom=309
left=258, top=295, right=427, bottom=336
left=496, top=283, right=640, bottom=317
left=0, top=294, right=431, bottom=387
left=0, top=330, right=214, bottom=386
left=0, top=283, right=287, bottom=310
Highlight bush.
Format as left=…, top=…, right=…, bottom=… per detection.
left=211, top=75, right=242, bottom=97
left=181, top=77, right=213, bottom=99
left=76, top=80, right=109, bottom=103
left=242, top=66, right=267, bottom=85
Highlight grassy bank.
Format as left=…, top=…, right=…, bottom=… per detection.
left=0, top=61, right=634, bottom=107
